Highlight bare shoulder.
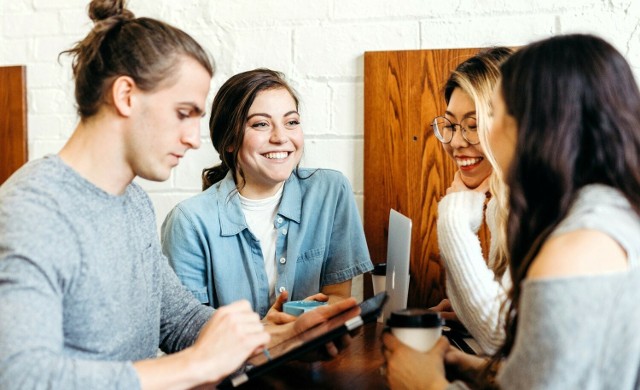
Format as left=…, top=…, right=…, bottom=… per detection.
left=527, top=229, right=628, bottom=280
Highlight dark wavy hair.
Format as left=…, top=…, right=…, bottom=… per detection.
left=483, top=34, right=640, bottom=386
left=202, top=68, right=300, bottom=191
left=61, top=0, right=213, bottom=119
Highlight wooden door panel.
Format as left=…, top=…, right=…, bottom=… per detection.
left=0, top=66, right=28, bottom=185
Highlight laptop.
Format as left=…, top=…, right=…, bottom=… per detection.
left=382, top=209, right=412, bottom=322
left=380, top=209, right=480, bottom=355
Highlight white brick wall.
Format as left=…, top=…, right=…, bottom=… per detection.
left=2, top=0, right=639, bottom=298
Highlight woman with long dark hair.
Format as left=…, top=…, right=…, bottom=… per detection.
left=383, top=34, right=640, bottom=389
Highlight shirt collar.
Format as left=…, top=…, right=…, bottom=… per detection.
left=279, top=172, right=302, bottom=224
left=215, top=170, right=302, bottom=236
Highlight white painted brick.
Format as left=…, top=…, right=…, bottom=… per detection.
left=420, top=15, right=556, bottom=48
left=334, top=0, right=460, bottom=20
left=294, top=22, right=419, bottom=78
left=27, top=62, right=72, bottom=88
left=1, top=1, right=32, bottom=13
left=60, top=9, right=92, bottom=36
left=301, top=138, right=363, bottom=193
left=626, top=25, right=640, bottom=71
left=0, top=38, right=32, bottom=64
left=3, top=12, right=61, bottom=37
left=174, top=142, right=221, bottom=190
left=290, top=79, right=331, bottom=136
left=202, top=0, right=331, bottom=26
left=456, top=0, right=599, bottom=14
left=33, top=0, right=87, bottom=10
left=34, top=36, right=78, bottom=63
left=28, top=114, right=64, bottom=140
left=558, top=9, right=639, bottom=55
left=30, top=139, right=66, bottom=159
left=148, top=192, right=199, bottom=235
left=29, top=88, right=74, bottom=115
left=215, top=27, right=293, bottom=76
left=330, top=81, right=363, bottom=136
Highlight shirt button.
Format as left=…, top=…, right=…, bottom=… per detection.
left=281, top=228, right=287, bottom=235
left=277, top=217, right=283, bottom=224
left=279, top=257, right=286, bottom=264
left=279, top=286, right=286, bottom=293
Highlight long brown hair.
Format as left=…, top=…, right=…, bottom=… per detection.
left=202, top=68, right=299, bottom=191
left=484, top=34, right=640, bottom=387
left=61, top=0, right=213, bottom=119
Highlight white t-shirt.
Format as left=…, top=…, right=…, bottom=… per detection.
left=238, top=185, right=284, bottom=305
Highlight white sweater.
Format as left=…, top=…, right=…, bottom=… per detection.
left=437, top=191, right=510, bottom=355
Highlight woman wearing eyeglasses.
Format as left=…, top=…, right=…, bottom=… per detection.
left=429, top=47, right=513, bottom=355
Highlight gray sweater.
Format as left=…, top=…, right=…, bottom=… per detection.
left=497, top=184, right=640, bottom=389
left=448, top=184, right=640, bottom=389
left=0, top=155, right=214, bottom=389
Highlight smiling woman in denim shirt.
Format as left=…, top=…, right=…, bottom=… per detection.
left=161, top=68, right=373, bottom=319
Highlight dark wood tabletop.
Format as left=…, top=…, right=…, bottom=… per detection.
left=236, top=321, right=387, bottom=389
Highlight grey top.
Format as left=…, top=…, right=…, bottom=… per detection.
left=0, top=155, right=214, bottom=389
left=497, top=184, right=640, bottom=389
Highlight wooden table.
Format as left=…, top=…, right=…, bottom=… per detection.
left=237, top=322, right=387, bottom=389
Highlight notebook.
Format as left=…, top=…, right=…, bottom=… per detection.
left=219, top=292, right=389, bottom=388
left=382, top=209, right=412, bottom=322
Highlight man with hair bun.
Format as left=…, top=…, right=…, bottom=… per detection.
left=0, top=1, right=356, bottom=389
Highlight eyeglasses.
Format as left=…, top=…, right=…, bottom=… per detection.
left=431, top=116, right=479, bottom=145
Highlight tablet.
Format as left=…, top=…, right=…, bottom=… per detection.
left=219, top=292, right=388, bottom=388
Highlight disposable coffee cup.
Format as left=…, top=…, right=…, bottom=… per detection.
left=372, top=262, right=387, bottom=295
left=386, top=309, right=444, bottom=352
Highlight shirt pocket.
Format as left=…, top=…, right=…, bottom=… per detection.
left=297, top=246, right=325, bottom=264
left=294, top=246, right=326, bottom=296
left=296, top=246, right=325, bottom=280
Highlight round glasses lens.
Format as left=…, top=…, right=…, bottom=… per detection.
left=461, top=117, right=479, bottom=144
left=433, top=117, right=453, bottom=142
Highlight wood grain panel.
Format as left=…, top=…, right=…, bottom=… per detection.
left=0, top=66, right=28, bottom=185
left=364, top=49, right=489, bottom=308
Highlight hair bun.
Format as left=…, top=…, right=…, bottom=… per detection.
left=88, top=0, right=134, bottom=22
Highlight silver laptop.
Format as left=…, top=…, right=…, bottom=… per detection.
left=382, top=209, right=412, bottom=321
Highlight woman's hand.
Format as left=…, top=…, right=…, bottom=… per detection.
left=429, top=298, right=458, bottom=322
left=265, top=297, right=358, bottom=354
left=263, top=292, right=330, bottom=325
left=382, top=333, right=450, bottom=390
left=444, top=347, right=489, bottom=384
left=263, top=291, right=296, bottom=325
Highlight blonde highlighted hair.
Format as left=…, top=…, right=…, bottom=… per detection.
left=443, top=47, right=513, bottom=278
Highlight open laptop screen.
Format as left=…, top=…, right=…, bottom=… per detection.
left=382, top=209, right=412, bottom=321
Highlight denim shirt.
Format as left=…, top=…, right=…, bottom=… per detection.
left=161, top=168, right=373, bottom=317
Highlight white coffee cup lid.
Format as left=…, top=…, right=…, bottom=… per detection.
left=386, top=308, right=444, bottom=328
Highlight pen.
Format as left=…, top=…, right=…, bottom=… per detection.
left=263, top=348, right=272, bottom=361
